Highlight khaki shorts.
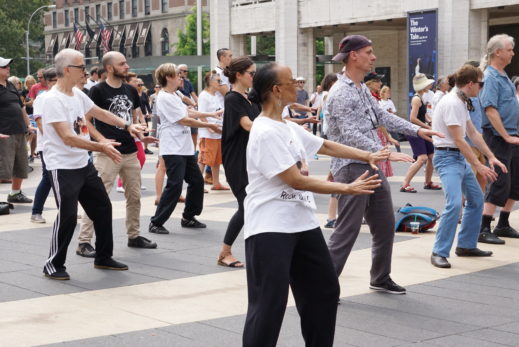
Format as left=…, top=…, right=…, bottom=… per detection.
left=198, top=138, right=222, bottom=167
left=0, top=133, right=29, bottom=180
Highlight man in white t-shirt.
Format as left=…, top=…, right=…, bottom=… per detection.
left=84, top=66, right=99, bottom=90
left=430, top=65, right=504, bottom=269
left=214, top=48, right=232, bottom=107
left=41, top=49, right=144, bottom=280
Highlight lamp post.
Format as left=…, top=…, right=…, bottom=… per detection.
left=26, top=4, right=56, bottom=76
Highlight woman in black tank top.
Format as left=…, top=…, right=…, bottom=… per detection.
left=400, top=74, right=442, bottom=193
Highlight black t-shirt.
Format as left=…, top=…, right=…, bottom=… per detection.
left=140, top=92, right=152, bottom=115
left=89, top=82, right=140, bottom=154
left=0, top=81, right=26, bottom=135
left=221, top=91, right=261, bottom=191
left=21, top=89, right=33, bottom=115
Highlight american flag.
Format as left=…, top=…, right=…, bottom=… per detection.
left=100, top=23, right=111, bottom=53
left=73, top=23, right=84, bottom=51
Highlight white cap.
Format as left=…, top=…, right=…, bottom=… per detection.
left=0, top=57, right=12, bottom=67
left=296, top=76, right=306, bottom=81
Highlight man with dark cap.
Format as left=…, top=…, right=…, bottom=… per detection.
left=326, top=35, right=442, bottom=294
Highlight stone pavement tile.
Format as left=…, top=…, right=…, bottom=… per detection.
left=334, top=300, right=474, bottom=341
left=346, top=289, right=518, bottom=327
left=332, top=325, right=408, bottom=347
left=461, top=328, right=519, bottom=346
left=424, top=334, right=510, bottom=346
left=423, top=276, right=519, bottom=299
left=160, top=321, right=242, bottom=345
left=393, top=343, right=439, bottom=347
left=0, top=282, right=42, bottom=302
left=39, top=328, right=193, bottom=347
left=0, top=258, right=34, bottom=272
left=493, top=321, right=519, bottom=334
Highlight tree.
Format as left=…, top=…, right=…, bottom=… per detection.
left=0, top=0, right=51, bottom=78
left=245, top=35, right=275, bottom=56
left=174, top=6, right=210, bottom=56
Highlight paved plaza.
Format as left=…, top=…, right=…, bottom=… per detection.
left=1, top=145, right=519, bottom=347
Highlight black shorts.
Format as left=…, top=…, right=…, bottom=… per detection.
left=483, top=129, right=519, bottom=206
left=190, top=127, right=198, bottom=135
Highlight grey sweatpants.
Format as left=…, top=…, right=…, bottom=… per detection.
left=327, top=163, right=395, bottom=284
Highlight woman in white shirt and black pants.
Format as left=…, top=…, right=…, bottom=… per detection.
left=149, top=63, right=221, bottom=235
left=242, top=63, right=390, bottom=347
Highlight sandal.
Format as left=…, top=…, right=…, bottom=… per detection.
left=217, top=254, right=244, bottom=268
left=424, top=182, right=442, bottom=190
left=400, top=185, right=417, bottom=193
left=178, top=195, right=185, bottom=203
left=211, top=185, right=230, bottom=191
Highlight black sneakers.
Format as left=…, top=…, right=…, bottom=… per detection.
left=181, top=217, right=207, bottom=228
left=369, top=277, right=406, bottom=295
left=43, top=268, right=70, bottom=280
left=478, top=227, right=505, bottom=245
left=7, top=191, right=33, bottom=203
left=493, top=226, right=519, bottom=238
left=128, top=236, right=157, bottom=248
left=76, top=243, right=96, bottom=257
left=149, top=222, right=170, bottom=234
left=455, top=247, right=493, bottom=257
left=94, top=258, right=129, bottom=271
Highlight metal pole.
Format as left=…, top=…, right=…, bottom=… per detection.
left=26, top=5, right=56, bottom=76
left=197, top=0, right=203, bottom=94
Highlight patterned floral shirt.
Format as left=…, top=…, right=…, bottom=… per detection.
left=326, top=74, right=420, bottom=175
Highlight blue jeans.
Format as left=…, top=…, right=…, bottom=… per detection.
left=432, top=150, right=484, bottom=257
left=32, top=152, right=52, bottom=215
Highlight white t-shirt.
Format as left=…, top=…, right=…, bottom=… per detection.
left=197, top=90, right=223, bottom=140
left=432, top=90, right=468, bottom=148
left=282, top=105, right=291, bottom=119
left=156, top=90, right=194, bottom=156
left=214, top=66, right=230, bottom=108
left=33, top=90, right=50, bottom=153
left=431, top=90, right=446, bottom=111
left=85, top=79, right=97, bottom=90
left=244, top=116, right=324, bottom=239
left=423, top=89, right=435, bottom=118
left=42, top=87, right=94, bottom=170
left=379, top=99, right=397, bottom=114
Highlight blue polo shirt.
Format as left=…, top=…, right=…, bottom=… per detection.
left=480, top=66, right=519, bottom=136
left=467, top=97, right=483, bottom=147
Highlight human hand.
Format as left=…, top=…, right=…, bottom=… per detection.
left=141, top=136, right=159, bottom=145
left=488, top=157, right=508, bottom=175
left=101, top=141, right=122, bottom=163
left=417, top=128, right=444, bottom=142
left=128, top=124, right=147, bottom=137
left=368, top=146, right=391, bottom=170
left=389, top=152, right=415, bottom=162
left=341, top=170, right=382, bottom=195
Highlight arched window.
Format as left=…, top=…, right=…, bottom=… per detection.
left=144, top=29, right=152, bottom=56
left=160, top=28, right=169, bottom=56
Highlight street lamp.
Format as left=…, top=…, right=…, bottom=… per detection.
left=26, top=4, right=56, bottom=76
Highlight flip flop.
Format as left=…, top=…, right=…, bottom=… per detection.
left=424, top=182, right=442, bottom=190
left=211, top=185, right=230, bottom=191
left=400, top=185, right=417, bottom=193
left=217, top=259, right=244, bottom=268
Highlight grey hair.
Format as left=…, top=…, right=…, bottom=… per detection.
left=177, top=64, right=188, bottom=69
left=480, top=34, right=515, bottom=70
left=7, top=76, right=20, bottom=86
left=54, top=48, right=84, bottom=77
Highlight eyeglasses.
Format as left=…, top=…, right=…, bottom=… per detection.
left=67, top=64, right=86, bottom=71
left=49, top=79, right=57, bottom=82
left=478, top=81, right=484, bottom=88
left=138, top=84, right=144, bottom=87
left=297, top=81, right=305, bottom=84
left=179, top=69, right=188, bottom=73
left=246, top=71, right=256, bottom=77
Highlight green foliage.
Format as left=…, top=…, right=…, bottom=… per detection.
left=0, top=0, right=51, bottom=78
left=174, top=6, right=210, bottom=56
left=315, top=37, right=324, bottom=55
left=245, top=35, right=275, bottom=56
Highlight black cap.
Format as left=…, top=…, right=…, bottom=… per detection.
left=332, top=35, right=373, bottom=63
left=364, top=72, right=384, bottom=82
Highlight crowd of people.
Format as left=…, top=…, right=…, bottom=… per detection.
left=1, top=31, right=519, bottom=346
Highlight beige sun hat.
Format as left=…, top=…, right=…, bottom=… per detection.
left=413, top=73, right=435, bottom=92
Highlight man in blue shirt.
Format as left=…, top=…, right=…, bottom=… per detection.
left=478, top=34, right=519, bottom=244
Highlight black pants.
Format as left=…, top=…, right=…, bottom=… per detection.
left=151, top=154, right=204, bottom=226
left=44, top=162, right=113, bottom=274
left=243, top=228, right=340, bottom=347
left=223, top=185, right=246, bottom=246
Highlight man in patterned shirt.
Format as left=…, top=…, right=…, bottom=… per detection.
left=326, top=35, right=443, bottom=294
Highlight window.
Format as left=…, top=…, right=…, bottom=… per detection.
left=145, top=0, right=150, bottom=15
left=96, top=4, right=101, bottom=22
left=85, top=6, right=89, bottom=22
left=64, top=9, right=69, bottom=27
left=161, top=0, right=167, bottom=13
left=145, top=30, right=152, bottom=56
left=107, top=3, right=113, bottom=20
left=74, top=8, right=79, bottom=23
left=131, top=0, right=137, bottom=17
left=52, top=12, right=57, bottom=28
left=119, top=0, right=125, bottom=19
left=161, top=28, right=169, bottom=56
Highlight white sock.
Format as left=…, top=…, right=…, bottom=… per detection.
left=10, top=190, right=20, bottom=195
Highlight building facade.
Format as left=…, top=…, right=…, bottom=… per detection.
left=44, top=0, right=208, bottom=71
left=212, top=0, right=519, bottom=114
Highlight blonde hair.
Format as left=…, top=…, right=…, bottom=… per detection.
left=380, top=86, right=390, bottom=99
left=24, top=75, right=36, bottom=90
left=155, top=63, right=177, bottom=87
left=481, top=34, right=515, bottom=70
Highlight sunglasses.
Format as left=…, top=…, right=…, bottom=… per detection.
left=138, top=84, right=144, bottom=87
left=0, top=65, right=10, bottom=69
left=155, top=86, right=161, bottom=88
left=179, top=69, right=188, bottom=73
left=246, top=71, right=256, bottom=77
left=478, top=81, right=484, bottom=88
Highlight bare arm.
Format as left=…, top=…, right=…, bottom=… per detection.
left=190, top=91, right=198, bottom=103
left=187, top=108, right=223, bottom=119
left=278, top=165, right=381, bottom=195
left=85, top=106, right=144, bottom=138
left=485, top=106, right=519, bottom=145
left=409, top=97, right=431, bottom=129
left=178, top=116, right=221, bottom=132
left=240, top=116, right=253, bottom=132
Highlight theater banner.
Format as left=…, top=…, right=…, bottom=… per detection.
left=407, top=10, right=438, bottom=102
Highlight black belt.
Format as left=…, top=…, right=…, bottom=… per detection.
left=435, top=147, right=460, bottom=152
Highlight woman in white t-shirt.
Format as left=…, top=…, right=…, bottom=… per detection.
left=148, top=63, right=221, bottom=235
left=198, top=70, right=228, bottom=190
left=242, top=63, right=390, bottom=347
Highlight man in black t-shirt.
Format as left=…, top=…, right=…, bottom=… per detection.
left=0, top=57, right=33, bottom=205
left=76, top=51, right=157, bottom=257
